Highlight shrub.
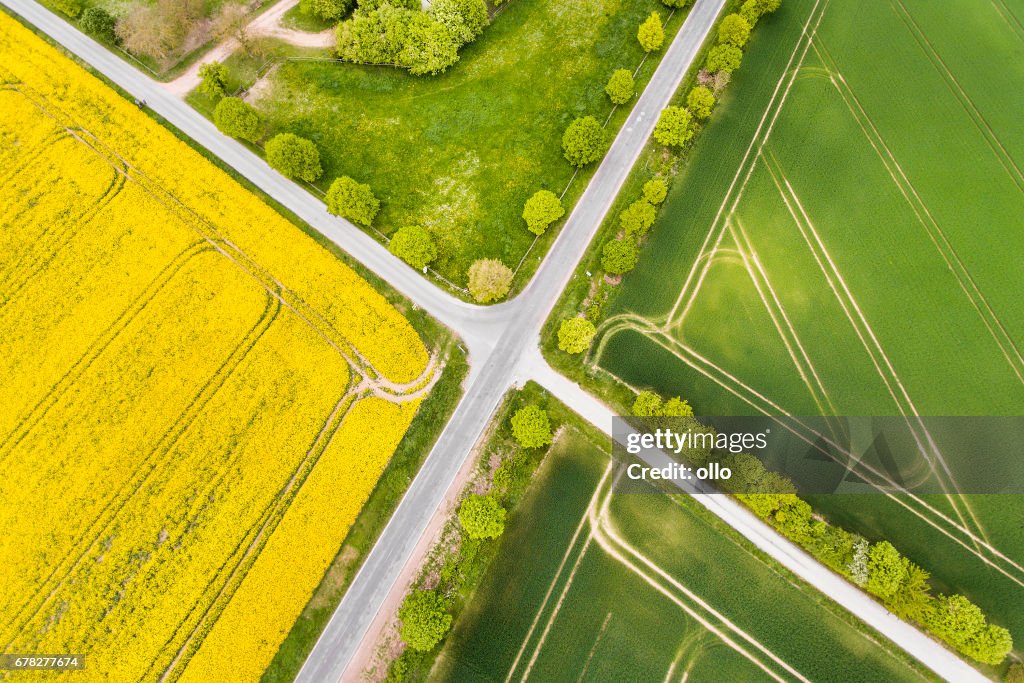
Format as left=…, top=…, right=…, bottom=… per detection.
left=739, top=0, right=761, bottom=25
left=653, top=106, right=694, bottom=147
left=866, top=541, right=909, bottom=601
left=605, top=68, right=635, bottom=105
left=706, top=44, right=743, bottom=73
left=1006, top=663, right=1024, bottom=683
left=389, top=225, right=437, bottom=269
left=431, top=0, right=488, bottom=46
left=661, top=0, right=691, bottom=7
left=661, top=396, right=692, bottom=416
left=337, top=4, right=461, bottom=76
left=642, top=178, right=668, bottom=205
left=637, top=12, right=664, bottom=52
left=928, top=594, right=1013, bottom=665
left=562, top=116, right=606, bottom=168
left=522, top=190, right=565, bottom=236
left=398, top=590, right=451, bottom=651
left=265, top=133, right=322, bottom=182
left=304, top=0, right=355, bottom=20
left=198, top=61, right=230, bottom=99
left=213, top=97, right=261, bottom=141
left=558, top=317, right=596, bottom=354
left=54, top=0, right=82, bottom=18
left=601, top=237, right=639, bottom=274
left=467, top=259, right=513, bottom=302
left=755, top=0, right=782, bottom=14
left=686, top=85, right=715, bottom=119
left=511, top=405, right=553, bottom=448
left=718, top=13, right=751, bottom=47
left=632, top=390, right=662, bottom=416
left=458, top=494, right=506, bottom=539
left=619, top=199, right=657, bottom=237
left=80, top=7, right=116, bottom=41
left=326, top=176, right=380, bottom=225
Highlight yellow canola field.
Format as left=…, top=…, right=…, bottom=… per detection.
left=0, top=12, right=429, bottom=682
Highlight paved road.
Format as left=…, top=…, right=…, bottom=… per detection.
left=0, top=1, right=983, bottom=681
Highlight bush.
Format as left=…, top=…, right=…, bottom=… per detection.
left=398, top=590, right=451, bottom=652
left=326, top=175, right=380, bottom=225
left=468, top=258, right=513, bottom=302
left=637, top=12, right=665, bottom=52
left=653, top=106, right=694, bottom=148
left=54, top=0, right=82, bottom=18
left=511, top=405, right=553, bottom=448
left=305, top=0, right=355, bottom=20
left=928, top=594, right=1013, bottom=665
left=1006, top=663, right=1024, bottom=683
left=686, top=85, right=715, bottom=120
left=458, top=494, right=506, bottom=539
left=706, top=44, right=743, bottom=73
left=265, top=133, right=322, bottom=182
left=619, top=199, right=657, bottom=238
left=213, top=97, right=261, bottom=141
left=198, top=61, right=230, bottom=99
left=605, top=68, right=635, bottom=105
left=522, top=190, right=565, bottom=236
left=755, top=0, right=782, bottom=14
left=80, top=7, right=116, bottom=41
left=558, top=317, right=596, bottom=354
left=661, top=0, right=691, bottom=7
left=632, top=390, right=662, bottom=416
left=562, top=116, right=606, bottom=168
left=718, top=13, right=751, bottom=47
left=389, top=225, right=437, bottom=270
left=601, top=237, right=639, bottom=274
left=739, top=0, right=761, bottom=25
left=431, top=0, right=488, bottom=46
left=642, top=178, right=668, bottom=205
left=661, top=396, right=692, bottom=416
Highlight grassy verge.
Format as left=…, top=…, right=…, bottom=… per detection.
left=280, top=2, right=335, bottom=32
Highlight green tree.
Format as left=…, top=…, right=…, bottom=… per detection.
left=601, top=237, right=639, bottom=274
left=661, top=0, right=691, bottom=7
left=637, top=12, right=664, bottom=52
left=739, top=0, right=761, bottom=25
left=605, top=68, right=635, bottom=105
left=511, top=405, right=553, bottom=448
left=213, top=97, right=261, bottom=141
left=398, top=590, right=451, bottom=652
left=686, top=85, right=716, bottom=120
left=632, top=390, right=663, bottom=416
left=661, top=396, right=693, bottom=416
left=619, top=199, right=657, bottom=238
left=929, top=594, right=1012, bottom=664
left=562, top=116, right=606, bottom=168
left=755, top=0, right=782, bottom=14
left=866, top=541, right=909, bottom=601
left=653, top=106, right=694, bottom=148
left=887, top=563, right=935, bottom=623
left=431, top=0, right=488, bottom=46
left=306, top=0, right=355, bottom=20
left=458, top=494, right=506, bottom=539
left=265, top=133, right=322, bottom=181
left=522, top=190, right=565, bottom=235
left=326, top=176, right=380, bottom=225
left=642, top=178, right=668, bottom=205
left=468, top=258, right=513, bottom=302
left=718, top=13, right=751, bottom=47
left=558, top=317, right=596, bottom=354
left=80, top=7, right=116, bottom=41
left=54, top=0, right=82, bottom=18
left=706, top=44, right=743, bottom=73
left=198, top=61, right=230, bottom=99
left=389, top=225, right=437, bottom=270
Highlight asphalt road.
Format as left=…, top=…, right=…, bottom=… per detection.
left=0, top=1, right=985, bottom=681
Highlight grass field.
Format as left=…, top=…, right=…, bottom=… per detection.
left=0, top=13, right=436, bottom=681
left=434, top=433, right=933, bottom=682
left=585, top=0, right=1024, bottom=664
left=239, top=0, right=685, bottom=291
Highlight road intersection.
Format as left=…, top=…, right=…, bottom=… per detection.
left=0, top=1, right=985, bottom=680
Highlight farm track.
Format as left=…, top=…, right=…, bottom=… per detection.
left=0, top=292, right=281, bottom=647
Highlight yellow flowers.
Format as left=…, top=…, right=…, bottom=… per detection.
left=0, top=13, right=430, bottom=682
